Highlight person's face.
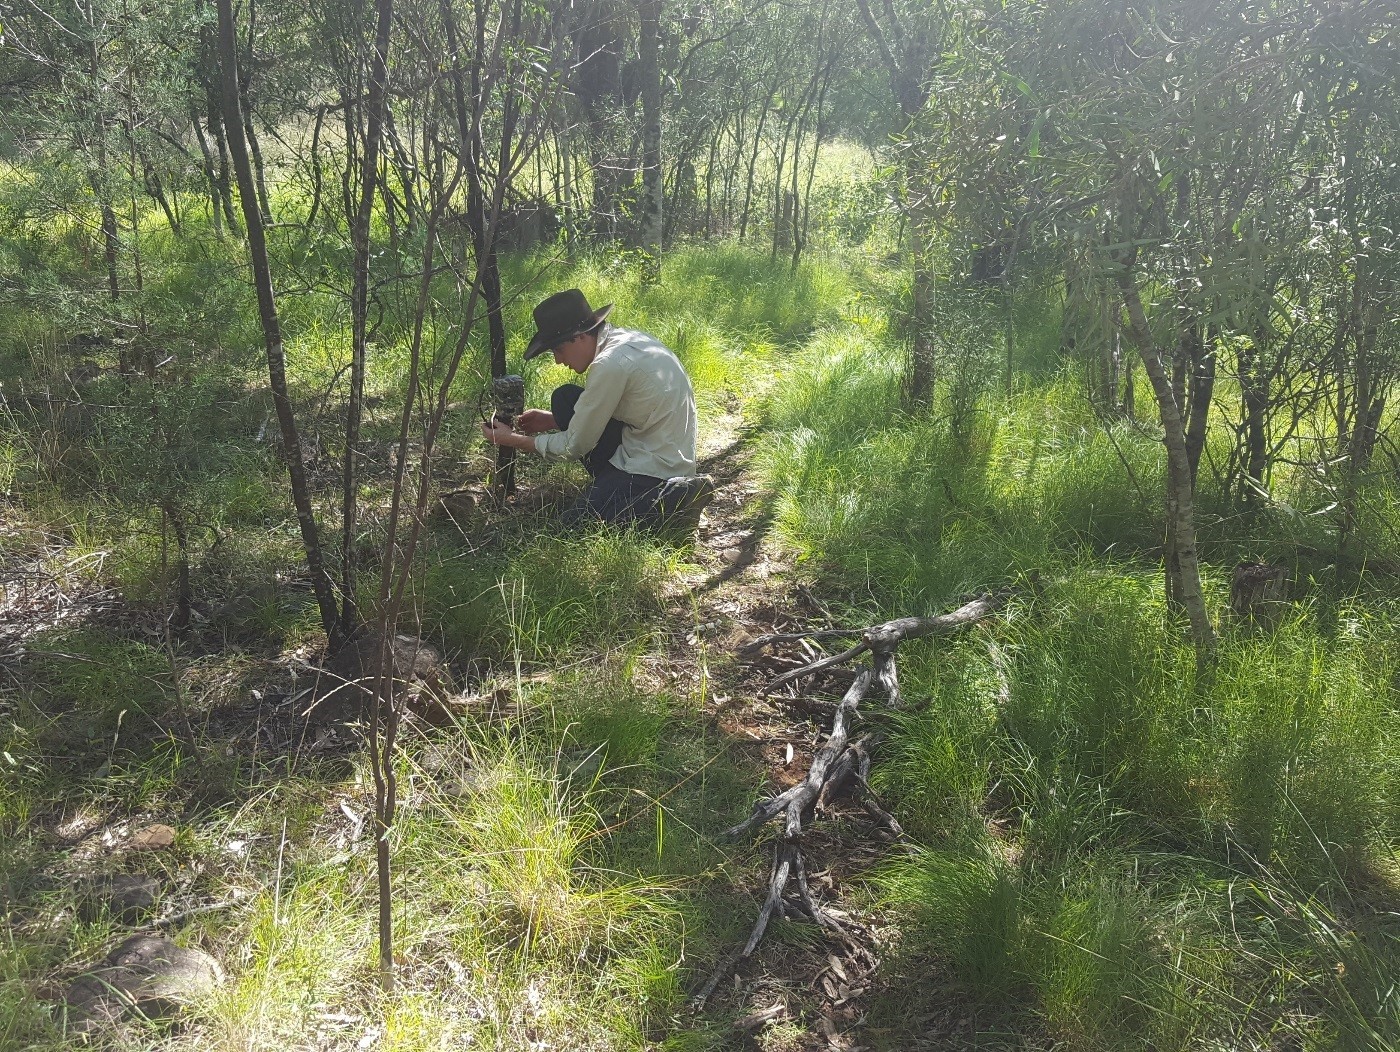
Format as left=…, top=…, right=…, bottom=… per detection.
left=552, top=331, right=597, bottom=374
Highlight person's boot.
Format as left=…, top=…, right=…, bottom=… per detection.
left=651, top=474, right=716, bottom=536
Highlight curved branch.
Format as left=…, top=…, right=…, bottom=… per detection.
left=703, top=588, right=1020, bottom=999
left=763, top=640, right=869, bottom=692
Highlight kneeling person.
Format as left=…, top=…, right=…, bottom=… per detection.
left=481, top=288, right=699, bottom=526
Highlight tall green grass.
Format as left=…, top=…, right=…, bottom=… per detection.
left=0, top=233, right=816, bottom=1050
left=762, top=287, right=1400, bottom=1050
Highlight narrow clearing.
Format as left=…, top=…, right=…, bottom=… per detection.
left=669, top=410, right=990, bottom=1051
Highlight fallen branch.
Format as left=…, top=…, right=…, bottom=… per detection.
left=764, top=641, right=870, bottom=693
left=751, top=589, right=1015, bottom=700
left=696, top=589, right=1015, bottom=1005
left=137, top=888, right=253, bottom=932
left=724, top=669, right=871, bottom=840
left=739, top=627, right=863, bottom=654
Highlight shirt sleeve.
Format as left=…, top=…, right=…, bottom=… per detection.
left=533, top=357, right=628, bottom=463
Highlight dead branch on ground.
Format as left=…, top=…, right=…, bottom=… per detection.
left=695, top=589, right=1015, bottom=1005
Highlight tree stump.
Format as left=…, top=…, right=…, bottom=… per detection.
left=304, top=631, right=445, bottom=727
left=1230, top=562, right=1287, bottom=623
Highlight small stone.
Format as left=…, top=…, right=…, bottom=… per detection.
left=128, top=824, right=177, bottom=851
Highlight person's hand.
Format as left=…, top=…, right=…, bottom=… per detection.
left=515, top=408, right=556, bottom=435
left=481, top=420, right=515, bottom=446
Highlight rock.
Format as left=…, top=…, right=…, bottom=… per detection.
left=128, top=824, right=177, bottom=851
left=63, top=934, right=224, bottom=1034
left=1230, top=561, right=1288, bottom=623
left=437, top=488, right=477, bottom=522
left=303, top=631, right=445, bottom=727
left=79, top=874, right=160, bottom=922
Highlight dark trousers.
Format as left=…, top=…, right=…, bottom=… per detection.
left=551, top=384, right=665, bottom=526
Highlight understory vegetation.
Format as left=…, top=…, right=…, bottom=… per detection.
left=3, top=222, right=1397, bottom=1049
left=3, top=1, right=1399, bottom=1049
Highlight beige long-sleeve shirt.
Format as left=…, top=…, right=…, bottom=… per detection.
left=533, top=325, right=698, bottom=480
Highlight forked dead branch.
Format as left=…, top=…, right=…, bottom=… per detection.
left=696, top=589, right=1016, bottom=1005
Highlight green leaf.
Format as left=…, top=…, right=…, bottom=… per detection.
left=1027, top=113, right=1045, bottom=159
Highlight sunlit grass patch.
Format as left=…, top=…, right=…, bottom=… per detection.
left=1209, top=612, right=1400, bottom=883
left=59, top=728, right=693, bottom=1051
left=419, top=528, right=681, bottom=662
left=395, top=735, right=682, bottom=1047
left=865, top=566, right=1398, bottom=1049
left=987, top=375, right=1163, bottom=551
left=876, top=848, right=1237, bottom=1051
left=1023, top=868, right=1225, bottom=1051
left=25, top=628, right=170, bottom=740
left=759, top=330, right=1168, bottom=603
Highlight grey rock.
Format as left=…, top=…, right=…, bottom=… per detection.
left=63, top=934, right=224, bottom=1034
left=79, top=874, right=160, bottom=922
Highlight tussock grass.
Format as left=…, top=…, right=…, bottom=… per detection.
left=1, top=724, right=701, bottom=1051
left=417, top=529, right=681, bottom=662
left=184, top=734, right=691, bottom=1051
left=763, top=288, right=1400, bottom=1050
left=0, top=232, right=832, bottom=1047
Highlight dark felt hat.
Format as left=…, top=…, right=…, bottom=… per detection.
left=523, top=289, right=614, bottom=360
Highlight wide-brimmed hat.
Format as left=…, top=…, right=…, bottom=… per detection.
left=523, top=289, right=614, bottom=360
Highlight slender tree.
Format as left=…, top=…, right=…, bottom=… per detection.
left=856, top=0, right=940, bottom=403
left=638, top=0, right=663, bottom=277
left=340, top=0, right=396, bottom=640
left=215, top=0, right=341, bottom=645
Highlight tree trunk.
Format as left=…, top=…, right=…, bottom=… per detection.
left=795, top=66, right=830, bottom=269
left=1118, top=273, right=1216, bottom=656
left=441, top=0, right=516, bottom=493
left=241, top=0, right=273, bottom=224
left=306, top=104, right=328, bottom=232
left=340, top=0, right=397, bottom=643
left=1179, top=315, right=1214, bottom=486
left=638, top=0, right=663, bottom=280
left=573, top=0, right=627, bottom=239
left=738, top=90, right=772, bottom=241
left=855, top=0, right=936, bottom=404
left=551, top=4, right=577, bottom=257
left=1339, top=275, right=1383, bottom=567
left=906, top=200, right=938, bottom=404
left=243, top=110, right=273, bottom=223
left=215, top=0, right=341, bottom=648
left=140, top=156, right=180, bottom=235
left=84, top=31, right=121, bottom=311
left=209, top=109, right=241, bottom=235
left=1238, top=327, right=1269, bottom=508
left=190, top=108, right=225, bottom=238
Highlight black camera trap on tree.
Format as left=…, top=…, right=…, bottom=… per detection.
left=490, top=374, right=524, bottom=495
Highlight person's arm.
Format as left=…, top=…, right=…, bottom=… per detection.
left=533, top=360, right=627, bottom=462
left=481, top=420, right=538, bottom=451
left=515, top=409, right=555, bottom=434
left=481, top=407, right=557, bottom=449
